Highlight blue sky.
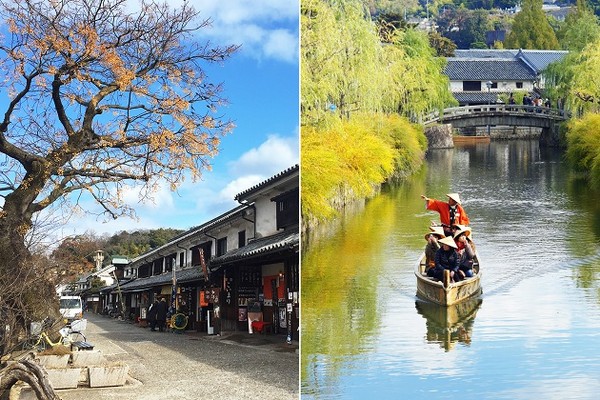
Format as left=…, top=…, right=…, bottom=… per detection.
left=53, top=0, right=300, bottom=238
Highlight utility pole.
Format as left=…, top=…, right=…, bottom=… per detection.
left=486, top=81, right=492, bottom=136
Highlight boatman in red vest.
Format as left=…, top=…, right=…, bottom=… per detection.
left=421, top=193, right=470, bottom=237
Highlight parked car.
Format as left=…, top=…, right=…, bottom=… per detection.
left=59, top=295, right=83, bottom=322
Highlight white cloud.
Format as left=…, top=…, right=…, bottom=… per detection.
left=219, top=174, right=264, bottom=201
left=194, top=0, right=298, bottom=24
left=229, top=134, right=299, bottom=176
left=262, top=29, right=298, bottom=63
left=191, top=0, right=298, bottom=63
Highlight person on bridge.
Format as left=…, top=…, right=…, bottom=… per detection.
left=421, top=193, right=470, bottom=237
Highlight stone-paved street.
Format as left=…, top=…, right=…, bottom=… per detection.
left=57, top=313, right=299, bottom=400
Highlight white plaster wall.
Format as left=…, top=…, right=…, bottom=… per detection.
left=450, top=80, right=535, bottom=93
left=450, top=81, right=463, bottom=91
left=254, top=195, right=278, bottom=237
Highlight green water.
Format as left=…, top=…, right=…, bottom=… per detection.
left=301, top=140, right=600, bottom=400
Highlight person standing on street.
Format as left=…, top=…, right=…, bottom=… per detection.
left=156, top=297, right=168, bottom=332
left=147, top=299, right=159, bottom=332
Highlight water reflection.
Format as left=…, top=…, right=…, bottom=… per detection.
left=302, top=140, right=600, bottom=399
left=415, top=297, right=482, bottom=352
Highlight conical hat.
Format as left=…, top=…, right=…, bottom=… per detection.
left=438, top=236, right=457, bottom=249
left=446, top=193, right=461, bottom=204
left=452, top=225, right=472, bottom=238
left=425, top=226, right=445, bottom=240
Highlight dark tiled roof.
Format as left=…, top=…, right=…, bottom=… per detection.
left=452, top=49, right=568, bottom=74
left=453, top=92, right=500, bottom=104
left=209, top=229, right=299, bottom=268
left=128, top=204, right=249, bottom=267
left=454, top=49, right=518, bottom=59
left=119, top=268, right=204, bottom=292
left=234, top=165, right=299, bottom=202
left=445, top=58, right=536, bottom=81
left=516, top=49, right=568, bottom=73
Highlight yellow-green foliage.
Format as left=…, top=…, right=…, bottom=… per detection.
left=302, top=114, right=426, bottom=221
left=566, top=112, right=600, bottom=187
left=366, top=114, right=427, bottom=178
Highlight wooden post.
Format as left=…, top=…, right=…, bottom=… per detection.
left=443, top=269, right=451, bottom=288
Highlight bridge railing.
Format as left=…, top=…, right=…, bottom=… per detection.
left=423, top=104, right=568, bottom=125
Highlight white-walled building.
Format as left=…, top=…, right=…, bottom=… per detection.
left=104, top=165, right=299, bottom=342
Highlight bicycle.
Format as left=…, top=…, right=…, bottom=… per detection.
left=22, top=318, right=86, bottom=352
left=170, top=313, right=188, bottom=331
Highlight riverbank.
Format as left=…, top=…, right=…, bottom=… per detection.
left=301, top=113, right=427, bottom=231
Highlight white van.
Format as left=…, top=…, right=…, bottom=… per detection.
left=59, top=296, right=83, bottom=322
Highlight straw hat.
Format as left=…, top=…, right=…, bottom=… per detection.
left=425, top=226, right=445, bottom=240
left=446, top=193, right=461, bottom=204
left=452, top=225, right=472, bottom=239
left=438, top=236, right=457, bottom=249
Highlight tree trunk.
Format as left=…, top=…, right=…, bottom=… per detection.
left=0, top=357, right=60, bottom=400
left=0, top=204, right=36, bottom=355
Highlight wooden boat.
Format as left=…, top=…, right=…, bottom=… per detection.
left=453, top=135, right=490, bottom=144
left=415, top=297, right=482, bottom=351
left=415, top=253, right=482, bottom=306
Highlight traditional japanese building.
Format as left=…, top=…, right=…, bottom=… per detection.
left=445, top=49, right=568, bottom=105
left=106, top=165, right=299, bottom=341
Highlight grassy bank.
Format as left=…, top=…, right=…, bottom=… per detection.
left=301, top=113, right=427, bottom=224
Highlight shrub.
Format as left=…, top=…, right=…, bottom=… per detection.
left=566, top=112, right=600, bottom=188
left=302, top=113, right=426, bottom=221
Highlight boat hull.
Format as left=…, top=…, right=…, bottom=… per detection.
left=415, top=253, right=482, bottom=306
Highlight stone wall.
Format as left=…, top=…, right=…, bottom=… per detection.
left=424, top=124, right=454, bottom=149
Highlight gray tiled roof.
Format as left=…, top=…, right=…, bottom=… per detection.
left=516, top=49, right=568, bottom=73
left=453, top=92, right=500, bottom=104
left=210, top=229, right=299, bottom=268
left=127, top=204, right=249, bottom=267
left=234, top=165, right=299, bottom=202
left=454, top=49, right=518, bottom=59
left=445, top=58, right=536, bottom=81
left=452, top=49, right=568, bottom=74
left=119, top=268, right=204, bottom=292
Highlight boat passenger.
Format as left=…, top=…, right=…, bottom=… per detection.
left=424, top=226, right=445, bottom=271
left=453, top=225, right=475, bottom=281
left=427, top=236, right=459, bottom=281
left=420, top=193, right=470, bottom=237
left=450, top=224, right=472, bottom=252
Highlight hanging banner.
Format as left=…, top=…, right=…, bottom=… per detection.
left=199, top=248, right=209, bottom=282
left=170, top=266, right=177, bottom=312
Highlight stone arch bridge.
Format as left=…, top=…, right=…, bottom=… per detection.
left=423, top=105, right=568, bottom=146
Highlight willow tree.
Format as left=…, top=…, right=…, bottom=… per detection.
left=568, top=39, right=600, bottom=113
left=301, top=0, right=384, bottom=125
left=0, top=0, right=237, bottom=353
left=545, top=0, right=600, bottom=111
left=301, top=0, right=453, bottom=125
left=380, top=28, right=456, bottom=118
left=504, top=0, right=559, bottom=49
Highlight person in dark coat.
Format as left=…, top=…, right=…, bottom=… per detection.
left=156, top=298, right=168, bottom=332
left=427, top=236, right=459, bottom=282
left=147, top=299, right=159, bottom=331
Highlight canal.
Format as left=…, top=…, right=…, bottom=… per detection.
left=301, top=140, right=600, bottom=399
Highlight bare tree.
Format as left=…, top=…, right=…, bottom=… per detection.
left=0, top=0, right=238, bottom=395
